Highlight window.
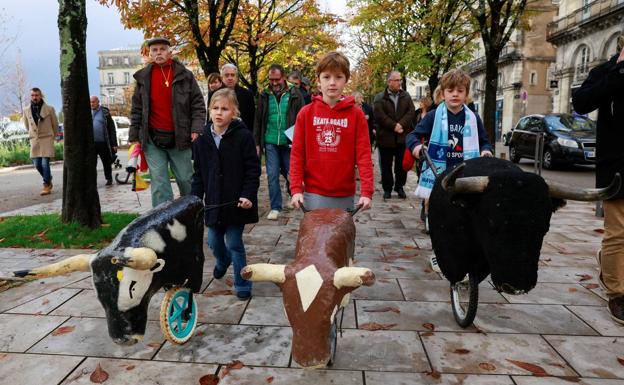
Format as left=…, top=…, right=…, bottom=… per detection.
left=107, top=58, right=113, bottom=66
left=123, top=57, right=129, bottom=65
left=107, top=73, right=114, bottom=85
left=107, top=89, right=115, bottom=104
left=530, top=71, right=537, bottom=86
left=575, top=46, right=591, bottom=81
left=124, top=72, right=130, bottom=84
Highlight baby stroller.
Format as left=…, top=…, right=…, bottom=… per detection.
left=115, top=144, right=149, bottom=191
left=111, top=150, right=122, bottom=170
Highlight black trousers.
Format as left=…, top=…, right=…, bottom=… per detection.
left=379, top=145, right=407, bottom=192
left=95, top=142, right=113, bottom=181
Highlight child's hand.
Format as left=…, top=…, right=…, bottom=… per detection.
left=480, top=150, right=493, bottom=157
left=291, top=193, right=304, bottom=209
left=238, top=198, right=252, bottom=209
left=412, top=144, right=423, bottom=159
left=358, top=196, right=372, bottom=210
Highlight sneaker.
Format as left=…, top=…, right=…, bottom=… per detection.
left=40, top=183, right=52, bottom=196
left=383, top=191, right=391, bottom=199
left=267, top=210, right=280, bottom=220
left=395, top=187, right=407, bottom=199
left=105, top=179, right=113, bottom=186
left=430, top=254, right=441, bottom=273
left=608, top=296, right=624, bottom=325
left=213, top=265, right=227, bottom=279
left=236, top=291, right=251, bottom=301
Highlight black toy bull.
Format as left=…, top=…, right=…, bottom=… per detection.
left=13, top=195, right=205, bottom=345
left=429, top=157, right=620, bottom=294
left=241, top=208, right=375, bottom=368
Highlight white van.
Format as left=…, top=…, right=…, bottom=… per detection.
left=112, top=116, right=131, bottom=146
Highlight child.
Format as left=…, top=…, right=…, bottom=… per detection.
left=289, top=51, right=374, bottom=211
left=191, top=88, right=261, bottom=300
left=406, top=69, right=492, bottom=271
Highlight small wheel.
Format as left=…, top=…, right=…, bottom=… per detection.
left=509, top=145, right=520, bottom=163
left=160, top=287, right=198, bottom=344
left=327, top=320, right=338, bottom=366
left=450, top=273, right=478, bottom=328
left=542, top=149, right=554, bottom=170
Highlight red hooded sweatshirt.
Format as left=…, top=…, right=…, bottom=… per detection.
left=290, top=95, right=374, bottom=198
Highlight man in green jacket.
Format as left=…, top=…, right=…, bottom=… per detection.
left=253, top=64, right=304, bottom=220
left=129, top=37, right=206, bottom=207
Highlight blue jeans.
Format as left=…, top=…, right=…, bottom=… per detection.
left=207, top=224, right=251, bottom=293
left=32, top=157, right=52, bottom=185
left=265, top=143, right=290, bottom=211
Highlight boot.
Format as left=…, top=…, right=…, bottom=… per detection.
left=40, top=182, right=52, bottom=196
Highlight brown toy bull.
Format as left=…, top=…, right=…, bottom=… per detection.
left=242, top=208, right=375, bottom=368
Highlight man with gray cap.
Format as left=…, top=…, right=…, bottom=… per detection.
left=129, top=37, right=206, bottom=207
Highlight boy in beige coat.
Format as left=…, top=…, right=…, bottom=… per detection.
left=23, top=88, right=58, bottom=195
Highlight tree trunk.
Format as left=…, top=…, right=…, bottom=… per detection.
left=427, top=73, right=439, bottom=99
left=59, top=0, right=102, bottom=229
left=482, top=51, right=500, bottom=148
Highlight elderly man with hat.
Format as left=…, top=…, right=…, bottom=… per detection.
left=129, top=37, right=206, bottom=207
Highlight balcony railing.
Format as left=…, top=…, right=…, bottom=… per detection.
left=547, top=0, right=624, bottom=40
left=464, top=46, right=521, bottom=73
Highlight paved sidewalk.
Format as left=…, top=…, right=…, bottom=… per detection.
left=0, top=165, right=623, bottom=385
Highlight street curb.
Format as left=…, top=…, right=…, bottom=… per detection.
left=0, top=161, right=64, bottom=175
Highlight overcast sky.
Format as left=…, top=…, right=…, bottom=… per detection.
left=1, top=0, right=347, bottom=112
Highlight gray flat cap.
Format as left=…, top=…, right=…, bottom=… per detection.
left=146, top=37, right=171, bottom=47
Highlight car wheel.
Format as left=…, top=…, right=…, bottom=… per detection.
left=542, top=149, right=554, bottom=170
left=509, top=145, right=520, bottom=163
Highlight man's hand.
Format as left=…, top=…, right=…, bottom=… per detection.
left=412, top=144, right=423, bottom=159
left=358, top=196, right=372, bottom=210
left=480, top=150, right=493, bottom=157
left=238, top=198, right=252, bottom=209
left=191, top=133, right=199, bottom=142
left=394, top=123, right=403, bottom=134
left=618, top=44, right=624, bottom=63
left=256, top=145, right=261, bottom=157
left=112, top=146, right=117, bottom=152
left=130, top=140, right=140, bottom=145
left=291, top=193, right=304, bottom=209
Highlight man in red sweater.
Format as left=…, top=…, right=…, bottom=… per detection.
left=289, top=51, right=373, bottom=211
left=129, top=38, right=206, bottom=207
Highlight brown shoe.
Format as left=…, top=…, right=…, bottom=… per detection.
left=40, top=183, right=52, bottom=196
left=608, top=296, right=624, bottom=325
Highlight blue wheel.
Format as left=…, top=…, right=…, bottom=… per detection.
left=160, top=287, right=198, bottom=344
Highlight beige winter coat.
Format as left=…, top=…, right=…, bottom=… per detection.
left=23, top=103, right=58, bottom=158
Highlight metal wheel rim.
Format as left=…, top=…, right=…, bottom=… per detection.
left=510, top=146, right=516, bottom=159
left=451, top=282, right=468, bottom=320
left=543, top=151, right=552, bottom=168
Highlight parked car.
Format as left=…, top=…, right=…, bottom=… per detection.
left=508, top=113, right=596, bottom=169
left=502, top=129, right=513, bottom=146
left=0, top=121, right=28, bottom=143
left=56, top=123, right=64, bottom=141
left=112, top=116, right=130, bottom=146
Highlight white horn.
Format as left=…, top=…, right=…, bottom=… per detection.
left=241, top=263, right=286, bottom=283
left=111, top=247, right=157, bottom=270
left=13, top=254, right=92, bottom=279
left=333, top=267, right=375, bottom=289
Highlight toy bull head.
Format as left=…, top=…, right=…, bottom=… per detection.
left=13, top=196, right=205, bottom=345
left=242, top=208, right=375, bottom=368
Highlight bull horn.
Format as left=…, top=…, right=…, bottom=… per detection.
left=111, top=247, right=157, bottom=270
left=333, top=267, right=375, bottom=289
left=241, top=263, right=286, bottom=283
left=13, top=254, right=92, bottom=279
left=546, top=173, right=621, bottom=201
left=441, top=163, right=489, bottom=194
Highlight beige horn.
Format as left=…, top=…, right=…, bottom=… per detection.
left=333, top=267, right=375, bottom=289
left=241, top=263, right=286, bottom=283
left=441, top=163, right=490, bottom=194
left=13, top=254, right=92, bottom=279
left=546, top=173, right=621, bottom=201
left=111, top=247, right=157, bottom=270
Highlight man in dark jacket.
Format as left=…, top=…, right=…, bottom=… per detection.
left=129, top=37, right=206, bottom=207
left=374, top=71, right=416, bottom=199
left=221, top=63, right=255, bottom=131
left=572, top=35, right=624, bottom=324
left=254, top=64, right=304, bottom=220
left=90, top=95, right=117, bottom=186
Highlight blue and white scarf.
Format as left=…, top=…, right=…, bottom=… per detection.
left=415, top=102, right=480, bottom=199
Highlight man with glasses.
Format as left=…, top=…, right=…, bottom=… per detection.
left=374, top=71, right=416, bottom=199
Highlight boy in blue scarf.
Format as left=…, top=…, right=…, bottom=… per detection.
left=406, top=69, right=492, bottom=271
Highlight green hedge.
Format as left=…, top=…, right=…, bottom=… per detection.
left=0, top=141, right=64, bottom=167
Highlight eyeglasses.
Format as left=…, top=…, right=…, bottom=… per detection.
left=388, top=79, right=402, bottom=82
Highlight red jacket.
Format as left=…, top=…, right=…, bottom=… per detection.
left=290, top=95, right=374, bottom=198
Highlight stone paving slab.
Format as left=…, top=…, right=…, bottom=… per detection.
left=501, top=282, right=605, bottom=305
left=218, top=367, right=363, bottom=385
left=545, top=335, right=624, bottom=379
left=60, top=357, right=218, bottom=385
left=0, top=353, right=83, bottom=385
left=364, top=372, right=515, bottom=384
left=0, top=314, right=69, bottom=352
left=28, top=317, right=164, bottom=359
left=421, top=332, right=577, bottom=376
left=398, top=279, right=507, bottom=303
left=568, top=305, right=624, bottom=336
left=6, top=287, right=81, bottom=315
left=513, top=378, right=624, bottom=385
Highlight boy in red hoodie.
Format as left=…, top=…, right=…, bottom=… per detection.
left=290, top=51, right=374, bottom=211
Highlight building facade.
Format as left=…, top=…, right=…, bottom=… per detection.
left=97, top=47, right=144, bottom=116
left=547, top=0, right=624, bottom=115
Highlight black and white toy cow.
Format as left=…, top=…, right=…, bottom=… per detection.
left=13, top=195, right=205, bottom=345
left=429, top=157, right=619, bottom=294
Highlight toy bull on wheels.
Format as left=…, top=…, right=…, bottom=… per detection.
left=13, top=195, right=205, bottom=345
left=242, top=207, right=375, bottom=368
left=426, top=157, right=620, bottom=328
